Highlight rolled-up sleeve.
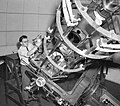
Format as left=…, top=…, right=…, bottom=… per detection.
left=18, top=47, right=30, bottom=65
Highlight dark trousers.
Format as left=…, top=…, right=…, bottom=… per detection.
left=21, top=65, right=30, bottom=100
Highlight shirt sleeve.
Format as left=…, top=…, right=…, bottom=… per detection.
left=18, top=47, right=30, bottom=65
left=28, top=43, right=35, bottom=50
left=18, top=47, right=28, bottom=58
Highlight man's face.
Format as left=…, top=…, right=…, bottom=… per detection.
left=21, top=38, right=28, bottom=47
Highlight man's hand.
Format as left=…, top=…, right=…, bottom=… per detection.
left=35, top=38, right=42, bottom=47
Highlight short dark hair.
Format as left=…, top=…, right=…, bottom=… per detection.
left=19, top=35, right=27, bottom=42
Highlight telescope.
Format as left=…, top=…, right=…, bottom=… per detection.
left=24, top=0, right=120, bottom=106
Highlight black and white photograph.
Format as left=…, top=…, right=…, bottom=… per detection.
left=0, top=0, right=120, bottom=106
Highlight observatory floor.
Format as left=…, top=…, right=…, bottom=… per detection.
left=0, top=68, right=120, bottom=106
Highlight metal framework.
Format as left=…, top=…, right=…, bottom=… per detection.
left=22, top=0, right=120, bottom=106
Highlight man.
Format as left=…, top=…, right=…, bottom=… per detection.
left=18, top=35, right=42, bottom=102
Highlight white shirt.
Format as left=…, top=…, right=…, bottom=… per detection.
left=18, top=43, right=34, bottom=65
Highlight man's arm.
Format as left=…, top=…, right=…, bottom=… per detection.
left=18, top=48, right=29, bottom=58
left=27, top=39, right=42, bottom=56
left=27, top=46, right=38, bottom=56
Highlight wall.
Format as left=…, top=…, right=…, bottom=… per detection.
left=0, top=0, right=61, bottom=56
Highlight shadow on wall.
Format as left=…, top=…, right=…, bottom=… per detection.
left=16, top=42, right=21, bottom=50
